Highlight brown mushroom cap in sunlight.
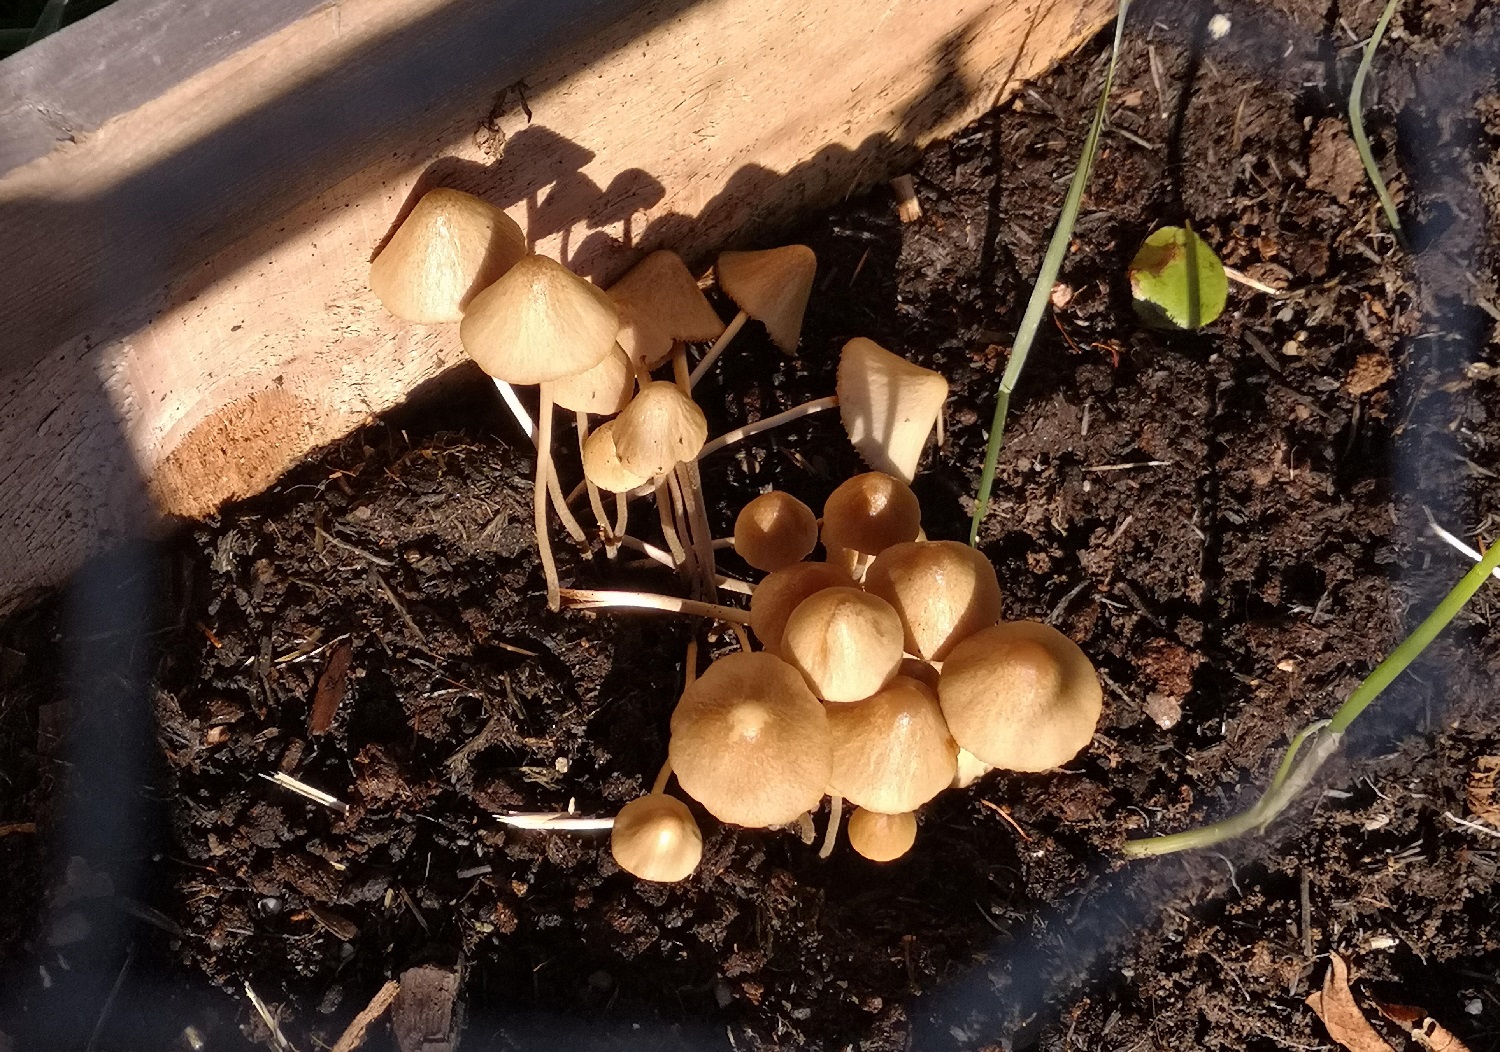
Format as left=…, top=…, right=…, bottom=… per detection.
left=669, top=652, right=831, bottom=828
left=610, top=250, right=726, bottom=369
left=782, top=587, right=904, bottom=702
left=938, top=621, right=1103, bottom=773
left=820, top=472, right=923, bottom=557
left=749, top=562, right=855, bottom=654
left=734, top=491, right=819, bottom=572
left=827, top=677, right=957, bottom=813
left=836, top=337, right=949, bottom=483
left=612, top=381, right=708, bottom=478
left=459, top=255, right=618, bottom=385
left=864, top=541, right=1003, bottom=661
left=716, top=246, right=817, bottom=353
left=370, top=188, right=527, bottom=324
left=582, top=418, right=650, bottom=493
left=550, top=342, right=634, bottom=415
left=610, top=794, right=703, bottom=883
left=847, top=808, right=917, bottom=862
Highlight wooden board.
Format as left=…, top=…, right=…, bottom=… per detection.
left=0, top=0, right=1111, bottom=611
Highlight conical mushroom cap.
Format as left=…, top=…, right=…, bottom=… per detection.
left=837, top=337, right=949, bottom=483
left=610, top=250, right=726, bottom=369
left=938, top=621, right=1103, bottom=772
left=782, top=586, right=904, bottom=702
left=846, top=808, right=917, bottom=862
left=582, top=418, right=649, bottom=493
left=611, top=794, right=703, bottom=882
left=612, top=381, right=707, bottom=478
left=669, top=652, right=831, bottom=828
left=749, top=562, right=855, bottom=655
left=459, top=255, right=618, bottom=385
left=716, top=245, right=817, bottom=353
left=827, top=677, right=957, bottom=813
left=734, top=491, right=819, bottom=572
left=864, top=541, right=1003, bottom=661
left=551, top=342, right=634, bottom=415
left=821, top=472, right=922, bottom=557
left=370, top=189, right=527, bottom=323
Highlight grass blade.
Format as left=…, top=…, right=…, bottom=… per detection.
left=1348, top=0, right=1408, bottom=249
left=969, top=0, right=1131, bottom=545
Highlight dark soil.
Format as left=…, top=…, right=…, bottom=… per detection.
left=6, top=0, right=1500, bottom=1049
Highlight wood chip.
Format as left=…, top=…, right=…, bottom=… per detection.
left=309, top=641, right=354, bottom=735
left=1345, top=354, right=1394, bottom=397
left=1306, top=953, right=1397, bottom=1052
left=392, top=965, right=461, bottom=1052
left=330, top=979, right=400, bottom=1052
left=1467, top=755, right=1500, bottom=826
left=891, top=174, right=921, bottom=223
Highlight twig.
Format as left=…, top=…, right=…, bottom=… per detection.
left=891, top=175, right=922, bottom=223
left=493, top=812, right=615, bottom=831
left=372, top=570, right=426, bottom=644
left=1084, top=460, right=1173, bottom=473
left=260, top=772, right=349, bottom=813
left=1424, top=507, right=1500, bottom=581
left=1348, top=0, right=1409, bottom=248
left=245, top=981, right=295, bottom=1052
left=85, top=945, right=134, bottom=1052
left=1223, top=266, right=1285, bottom=297
left=979, top=798, right=1032, bottom=841
left=0, top=822, right=36, bottom=837
left=1443, top=810, right=1500, bottom=839
left=559, top=588, right=751, bottom=624
left=315, top=527, right=395, bottom=568
left=330, top=980, right=401, bottom=1052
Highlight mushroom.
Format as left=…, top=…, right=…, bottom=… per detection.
left=610, top=793, right=703, bottom=883
left=826, top=677, right=957, bottom=813
left=549, top=341, right=634, bottom=416
left=846, top=808, right=917, bottom=862
left=938, top=621, right=1103, bottom=772
left=897, top=658, right=942, bottom=694
left=669, top=651, right=831, bottom=828
left=690, top=245, right=817, bottom=385
left=370, top=188, right=526, bottom=323
left=749, top=562, right=855, bottom=655
left=864, top=541, right=1003, bottom=661
left=734, top=491, right=819, bottom=572
left=612, top=381, right=708, bottom=479
left=582, top=418, right=649, bottom=493
left=460, top=255, right=619, bottom=610
left=820, top=472, right=923, bottom=579
left=609, top=250, right=726, bottom=371
left=781, top=586, right=904, bottom=702
left=836, top=338, right=949, bottom=483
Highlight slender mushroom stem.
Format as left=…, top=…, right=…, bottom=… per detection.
left=673, top=345, right=720, bottom=599
left=615, top=537, right=754, bottom=594
left=535, top=388, right=561, bottom=612
left=549, top=460, right=587, bottom=544
left=689, top=310, right=749, bottom=388
left=684, top=638, right=699, bottom=689
left=654, top=477, right=687, bottom=566
left=576, top=411, right=618, bottom=557
left=730, top=624, right=752, bottom=652
left=666, top=471, right=699, bottom=584
left=613, top=491, right=630, bottom=549
left=558, top=588, right=751, bottom=623
left=651, top=760, right=674, bottom=796
left=819, top=795, right=843, bottom=859
left=493, top=378, right=536, bottom=441
left=496, top=377, right=584, bottom=543
left=699, top=395, right=839, bottom=459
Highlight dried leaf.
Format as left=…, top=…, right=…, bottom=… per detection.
left=1306, top=954, right=1397, bottom=1052
left=1374, top=1001, right=1473, bottom=1052
left=1468, top=755, right=1500, bottom=826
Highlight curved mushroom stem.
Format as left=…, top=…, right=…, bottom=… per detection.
left=684, top=638, right=699, bottom=689
left=819, top=795, right=843, bottom=859
left=689, top=310, right=748, bottom=388
left=535, top=387, right=561, bottom=612
left=613, top=491, right=630, bottom=550
left=576, top=411, right=618, bottom=557
left=699, top=395, right=840, bottom=460
left=497, top=377, right=585, bottom=544
left=651, top=760, right=674, bottom=796
left=557, top=588, right=751, bottom=624
left=729, top=623, right=752, bottom=652
left=612, top=537, right=754, bottom=593
left=548, top=460, right=587, bottom=545
left=654, top=477, right=687, bottom=566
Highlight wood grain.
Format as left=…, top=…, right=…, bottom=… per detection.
left=0, top=0, right=1110, bottom=611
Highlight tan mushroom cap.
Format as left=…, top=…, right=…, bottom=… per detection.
left=898, top=658, right=941, bottom=695
left=612, top=381, right=708, bottom=478
left=610, top=794, right=703, bottom=883
left=582, top=418, right=650, bottom=493
left=782, top=587, right=904, bottom=702
left=459, top=255, right=619, bottom=385
left=369, top=189, right=527, bottom=324
left=734, top=492, right=819, bottom=572
left=847, top=808, right=917, bottom=862
left=716, top=245, right=817, bottom=353
left=550, top=342, right=634, bottom=415
left=827, top=677, right=957, bottom=813
left=938, top=621, right=1103, bottom=772
left=669, top=652, right=831, bottom=828
left=749, top=562, right=855, bottom=655
left=865, top=541, right=1003, bottom=662
left=610, top=250, right=726, bottom=369
left=821, top=472, right=923, bottom=557
left=836, top=338, right=949, bottom=483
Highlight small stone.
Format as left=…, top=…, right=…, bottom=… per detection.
left=1208, top=13, right=1231, bottom=38
left=1467, top=998, right=1484, bottom=1016
left=1144, top=693, right=1182, bottom=730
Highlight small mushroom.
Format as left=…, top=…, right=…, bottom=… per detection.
left=610, top=794, right=703, bottom=883
left=370, top=188, right=526, bottom=323
left=864, top=541, right=1003, bottom=661
left=669, top=652, right=831, bottom=828
left=846, top=808, right=917, bottom=862
left=612, top=381, right=708, bottom=479
left=550, top=342, right=634, bottom=416
left=582, top=418, right=649, bottom=493
left=749, top=562, right=856, bottom=654
left=782, top=586, right=904, bottom=702
left=734, top=492, right=819, bottom=572
left=836, top=338, right=949, bottom=483
left=826, top=677, right=957, bottom=813
left=938, top=621, right=1103, bottom=772
left=821, top=472, right=923, bottom=562
left=610, top=250, right=726, bottom=370
left=690, top=245, right=818, bottom=385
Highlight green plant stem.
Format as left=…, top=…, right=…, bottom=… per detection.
left=1348, top=0, right=1408, bottom=249
left=969, top=0, right=1130, bottom=545
left=1123, top=536, right=1500, bottom=858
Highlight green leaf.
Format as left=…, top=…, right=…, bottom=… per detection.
left=1128, top=225, right=1227, bottom=331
